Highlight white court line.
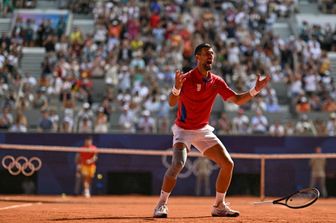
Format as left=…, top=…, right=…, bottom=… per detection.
left=0, top=203, right=34, bottom=211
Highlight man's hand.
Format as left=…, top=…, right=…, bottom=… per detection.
left=254, top=74, right=271, bottom=92
left=174, top=70, right=187, bottom=90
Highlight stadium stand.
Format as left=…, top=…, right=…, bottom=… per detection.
left=0, top=0, right=335, bottom=136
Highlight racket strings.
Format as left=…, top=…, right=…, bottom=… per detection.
left=286, top=189, right=319, bottom=208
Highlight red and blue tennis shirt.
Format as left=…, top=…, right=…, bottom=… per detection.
left=175, top=68, right=235, bottom=130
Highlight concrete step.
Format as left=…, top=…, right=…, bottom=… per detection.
left=298, top=1, right=319, bottom=14
left=0, top=18, right=11, bottom=33
left=72, top=19, right=94, bottom=35
left=272, top=22, right=292, bottom=38
left=36, top=0, right=58, bottom=9
left=20, top=47, right=46, bottom=77
left=329, top=52, right=336, bottom=76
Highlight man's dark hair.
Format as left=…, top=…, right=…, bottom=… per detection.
left=194, top=43, right=212, bottom=55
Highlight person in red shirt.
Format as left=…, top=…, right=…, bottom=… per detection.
left=153, top=43, right=271, bottom=218
left=75, top=136, right=97, bottom=198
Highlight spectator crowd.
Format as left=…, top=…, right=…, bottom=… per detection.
left=1, top=0, right=336, bottom=136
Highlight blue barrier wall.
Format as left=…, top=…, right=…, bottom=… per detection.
left=0, top=133, right=335, bottom=196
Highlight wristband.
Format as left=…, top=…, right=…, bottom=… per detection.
left=249, top=87, right=259, bottom=97
left=172, top=86, right=181, bottom=96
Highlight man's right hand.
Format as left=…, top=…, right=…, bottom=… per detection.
left=174, top=70, right=186, bottom=90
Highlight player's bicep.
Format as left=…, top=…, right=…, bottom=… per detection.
left=217, top=78, right=236, bottom=101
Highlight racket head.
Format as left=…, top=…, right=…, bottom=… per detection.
left=273, top=188, right=320, bottom=209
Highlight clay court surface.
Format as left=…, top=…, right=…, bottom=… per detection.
left=0, top=195, right=335, bottom=223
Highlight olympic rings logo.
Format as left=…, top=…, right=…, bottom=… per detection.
left=161, top=149, right=218, bottom=179
left=2, top=155, right=42, bottom=176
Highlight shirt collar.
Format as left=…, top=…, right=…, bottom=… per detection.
left=193, top=68, right=212, bottom=83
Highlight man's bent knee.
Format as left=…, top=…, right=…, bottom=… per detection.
left=165, top=147, right=187, bottom=178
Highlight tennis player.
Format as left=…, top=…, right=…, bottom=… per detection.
left=76, top=136, right=97, bottom=198
left=153, top=43, right=271, bottom=218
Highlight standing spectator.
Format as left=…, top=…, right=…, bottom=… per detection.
left=194, top=157, right=213, bottom=196
left=309, top=146, right=328, bottom=198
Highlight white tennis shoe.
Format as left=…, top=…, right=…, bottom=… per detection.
left=211, top=202, right=240, bottom=217
left=153, top=204, right=168, bottom=218
left=84, top=189, right=91, bottom=198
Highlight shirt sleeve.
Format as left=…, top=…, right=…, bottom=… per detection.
left=216, top=76, right=236, bottom=100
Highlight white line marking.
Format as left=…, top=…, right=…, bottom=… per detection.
left=0, top=203, right=34, bottom=211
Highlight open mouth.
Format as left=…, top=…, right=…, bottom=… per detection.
left=206, top=60, right=213, bottom=66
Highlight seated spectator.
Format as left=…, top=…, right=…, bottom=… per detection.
left=284, top=120, right=295, bottom=136
left=157, top=95, right=170, bottom=119
left=76, top=102, right=94, bottom=129
left=232, top=109, right=250, bottom=135
left=118, top=105, right=136, bottom=133
left=251, top=95, right=267, bottom=112
left=38, top=109, right=53, bottom=132
left=326, top=112, right=336, bottom=136
left=59, top=116, right=73, bottom=133
left=269, top=120, right=285, bottom=137
left=0, top=106, right=13, bottom=129
left=322, top=96, right=336, bottom=112
left=266, top=98, right=280, bottom=112
left=217, top=112, right=232, bottom=135
left=314, top=119, right=327, bottom=136
left=137, top=110, right=156, bottom=133
left=9, top=113, right=27, bottom=132
left=32, top=88, right=48, bottom=110
left=250, top=109, right=269, bottom=135
left=157, top=117, right=169, bottom=134
left=94, top=107, right=108, bottom=133
left=295, top=96, right=311, bottom=113
left=78, top=116, right=93, bottom=133
left=295, top=114, right=316, bottom=135
left=309, top=95, right=322, bottom=111
left=49, top=107, right=59, bottom=132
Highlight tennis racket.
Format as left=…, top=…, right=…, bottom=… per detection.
left=253, top=188, right=320, bottom=209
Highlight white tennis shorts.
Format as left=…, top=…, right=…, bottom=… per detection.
left=172, top=124, right=223, bottom=154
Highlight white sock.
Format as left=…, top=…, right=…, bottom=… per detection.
left=158, top=190, right=171, bottom=205
left=214, top=192, right=226, bottom=206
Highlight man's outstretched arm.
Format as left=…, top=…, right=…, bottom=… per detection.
left=228, top=74, right=271, bottom=106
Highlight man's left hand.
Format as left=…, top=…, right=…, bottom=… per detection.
left=255, top=74, right=271, bottom=92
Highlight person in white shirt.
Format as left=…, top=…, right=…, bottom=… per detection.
left=250, top=109, right=268, bottom=134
